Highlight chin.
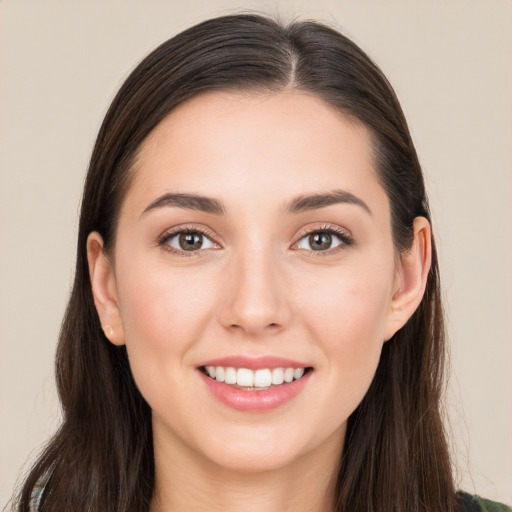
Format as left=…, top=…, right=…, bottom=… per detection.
left=194, top=422, right=336, bottom=474
left=204, top=444, right=304, bottom=474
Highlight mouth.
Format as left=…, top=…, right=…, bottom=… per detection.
left=197, top=356, right=314, bottom=411
left=200, top=365, right=313, bottom=391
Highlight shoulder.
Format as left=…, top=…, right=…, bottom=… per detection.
left=457, top=491, right=512, bottom=512
left=474, top=496, right=512, bottom=512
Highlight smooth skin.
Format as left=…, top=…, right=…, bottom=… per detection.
left=87, top=91, right=431, bottom=512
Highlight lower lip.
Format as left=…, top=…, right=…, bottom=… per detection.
left=199, top=370, right=312, bottom=412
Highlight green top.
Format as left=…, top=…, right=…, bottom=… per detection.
left=475, top=495, right=512, bottom=512
left=458, top=492, right=512, bottom=512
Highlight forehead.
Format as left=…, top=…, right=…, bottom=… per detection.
left=124, top=90, right=386, bottom=217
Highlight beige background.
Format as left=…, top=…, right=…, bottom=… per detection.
left=1, top=0, right=511, bottom=507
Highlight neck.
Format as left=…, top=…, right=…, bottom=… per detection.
left=150, top=427, right=343, bottom=512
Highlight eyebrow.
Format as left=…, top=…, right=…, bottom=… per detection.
left=141, top=188, right=371, bottom=217
left=142, top=193, right=225, bottom=216
left=287, top=189, right=372, bottom=216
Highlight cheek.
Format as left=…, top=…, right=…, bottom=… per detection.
left=115, top=260, right=217, bottom=387
left=118, top=261, right=214, bottom=337
left=297, top=261, right=394, bottom=404
left=300, top=261, right=393, bottom=343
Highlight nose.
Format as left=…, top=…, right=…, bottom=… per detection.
left=218, top=245, right=290, bottom=336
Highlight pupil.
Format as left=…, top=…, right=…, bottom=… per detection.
left=179, top=232, right=202, bottom=251
left=310, top=232, right=331, bottom=250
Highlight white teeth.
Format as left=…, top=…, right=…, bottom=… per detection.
left=237, top=368, right=254, bottom=387
left=254, top=369, right=272, bottom=388
left=205, top=365, right=307, bottom=388
left=215, top=366, right=225, bottom=382
left=284, top=368, right=294, bottom=382
left=224, top=367, right=237, bottom=384
left=293, top=368, right=305, bottom=380
left=271, top=367, right=284, bottom=385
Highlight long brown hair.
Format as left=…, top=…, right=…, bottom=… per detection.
left=14, top=14, right=456, bottom=511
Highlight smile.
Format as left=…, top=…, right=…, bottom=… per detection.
left=198, top=357, right=313, bottom=412
left=202, top=366, right=308, bottom=389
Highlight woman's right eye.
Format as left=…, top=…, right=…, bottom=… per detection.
left=162, top=230, right=218, bottom=253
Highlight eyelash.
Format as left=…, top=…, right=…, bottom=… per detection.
left=293, top=224, right=354, bottom=256
left=157, top=226, right=219, bottom=257
left=157, top=224, right=354, bottom=256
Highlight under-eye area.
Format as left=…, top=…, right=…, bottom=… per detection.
left=200, top=366, right=314, bottom=390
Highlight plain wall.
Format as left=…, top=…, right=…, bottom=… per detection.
left=1, top=0, right=511, bottom=507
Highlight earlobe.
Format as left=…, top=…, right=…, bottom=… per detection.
left=86, top=232, right=125, bottom=346
left=384, top=217, right=432, bottom=341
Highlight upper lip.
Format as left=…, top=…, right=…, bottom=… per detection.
left=198, top=355, right=311, bottom=370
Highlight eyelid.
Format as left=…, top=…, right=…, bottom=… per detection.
left=156, top=222, right=353, bottom=256
left=157, top=224, right=222, bottom=255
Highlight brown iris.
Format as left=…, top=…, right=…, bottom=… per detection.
left=309, top=232, right=332, bottom=250
left=179, top=232, right=203, bottom=251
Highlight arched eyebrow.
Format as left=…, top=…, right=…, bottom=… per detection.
left=141, top=193, right=225, bottom=216
left=287, top=189, right=372, bottom=216
left=141, top=189, right=371, bottom=217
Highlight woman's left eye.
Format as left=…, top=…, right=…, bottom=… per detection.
left=163, top=231, right=217, bottom=252
left=295, top=230, right=348, bottom=252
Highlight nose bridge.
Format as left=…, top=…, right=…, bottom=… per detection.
left=219, top=234, right=289, bottom=335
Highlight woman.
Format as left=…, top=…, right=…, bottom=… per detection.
left=13, top=14, right=510, bottom=512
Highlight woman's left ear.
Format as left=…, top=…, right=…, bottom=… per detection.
left=384, top=217, right=432, bottom=341
left=87, top=231, right=125, bottom=346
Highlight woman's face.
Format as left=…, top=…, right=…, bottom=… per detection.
left=90, top=90, right=425, bottom=473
